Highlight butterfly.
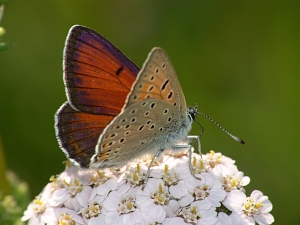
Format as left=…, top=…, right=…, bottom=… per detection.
left=55, top=25, right=200, bottom=181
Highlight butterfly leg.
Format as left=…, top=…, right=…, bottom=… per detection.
left=142, top=149, right=163, bottom=190
left=187, top=135, right=201, bottom=179
left=173, top=135, right=201, bottom=179
left=185, top=135, right=201, bottom=154
left=142, top=136, right=201, bottom=189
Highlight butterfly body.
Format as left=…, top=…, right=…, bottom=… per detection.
left=55, top=25, right=198, bottom=173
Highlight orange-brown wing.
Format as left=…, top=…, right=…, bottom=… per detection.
left=64, top=25, right=139, bottom=115
left=56, top=26, right=140, bottom=167
left=55, top=102, right=115, bottom=167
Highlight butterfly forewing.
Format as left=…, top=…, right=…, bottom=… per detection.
left=64, top=25, right=139, bottom=115
left=123, top=48, right=187, bottom=116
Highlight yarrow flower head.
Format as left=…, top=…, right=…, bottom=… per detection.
left=22, top=150, right=274, bottom=225
left=223, top=190, right=274, bottom=225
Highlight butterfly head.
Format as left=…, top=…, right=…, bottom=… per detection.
left=188, top=104, right=198, bottom=121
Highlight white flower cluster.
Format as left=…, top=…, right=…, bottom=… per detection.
left=22, top=150, right=274, bottom=225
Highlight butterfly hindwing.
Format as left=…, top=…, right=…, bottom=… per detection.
left=91, top=99, right=180, bottom=169
left=55, top=102, right=115, bottom=167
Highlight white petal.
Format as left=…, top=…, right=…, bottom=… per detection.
left=141, top=201, right=165, bottom=221
left=122, top=213, right=136, bottom=225
left=184, top=177, right=200, bottom=189
left=261, top=200, right=273, bottom=213
left=198, top=200, right=211, bottom=210
left=163, top=217, right=185, bottom=225
left=77, top=186, right=92, bottom=207
left=89, top=188, right=97, bottom=201
left=255, top=213, right=274, bottom=225
left=217, top=212, right=231, bottom=225
left=198, top=206, right=217, bottom=218
left=241, top=176, right=250, bottom=186
left=64, top=198, right=80, bottom=212
left=250, top=190, right=263, bottom=200
left=198, top=217, right=218, bottom=225
left=169, top=181, right=188, bottom=199
left=105, top=211, right=121, bottom=225
left=164, top=200, right=180, bottom=217
left=49, top=189, right=69, bottom=206
left=28, top=216, right=43, bottom=225
left=103, top=191, right=121, bottom=211
left=178, top=194, right=194, bottom=207
left=91, top=215, right=107, bottom=225
left=223, top=190, right=246, bottom=211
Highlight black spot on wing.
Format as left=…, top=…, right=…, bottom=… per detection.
left=116, top=66, right=123, bottom=75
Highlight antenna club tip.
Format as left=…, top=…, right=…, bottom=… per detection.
left=232, top=136, right=246, bottom=145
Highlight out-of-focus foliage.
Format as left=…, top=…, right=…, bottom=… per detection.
left=0, top=171, right=29, bottom=225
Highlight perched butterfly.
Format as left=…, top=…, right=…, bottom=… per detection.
left=55, top=25, right=242, bottom=183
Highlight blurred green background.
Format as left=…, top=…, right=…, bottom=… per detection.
left=0, top=1, right=299, bottom=224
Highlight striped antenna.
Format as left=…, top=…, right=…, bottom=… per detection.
left=197, top=111, right=245, bottom=145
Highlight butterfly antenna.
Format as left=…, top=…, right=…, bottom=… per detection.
left=197, top=111, right=245, bottom=145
